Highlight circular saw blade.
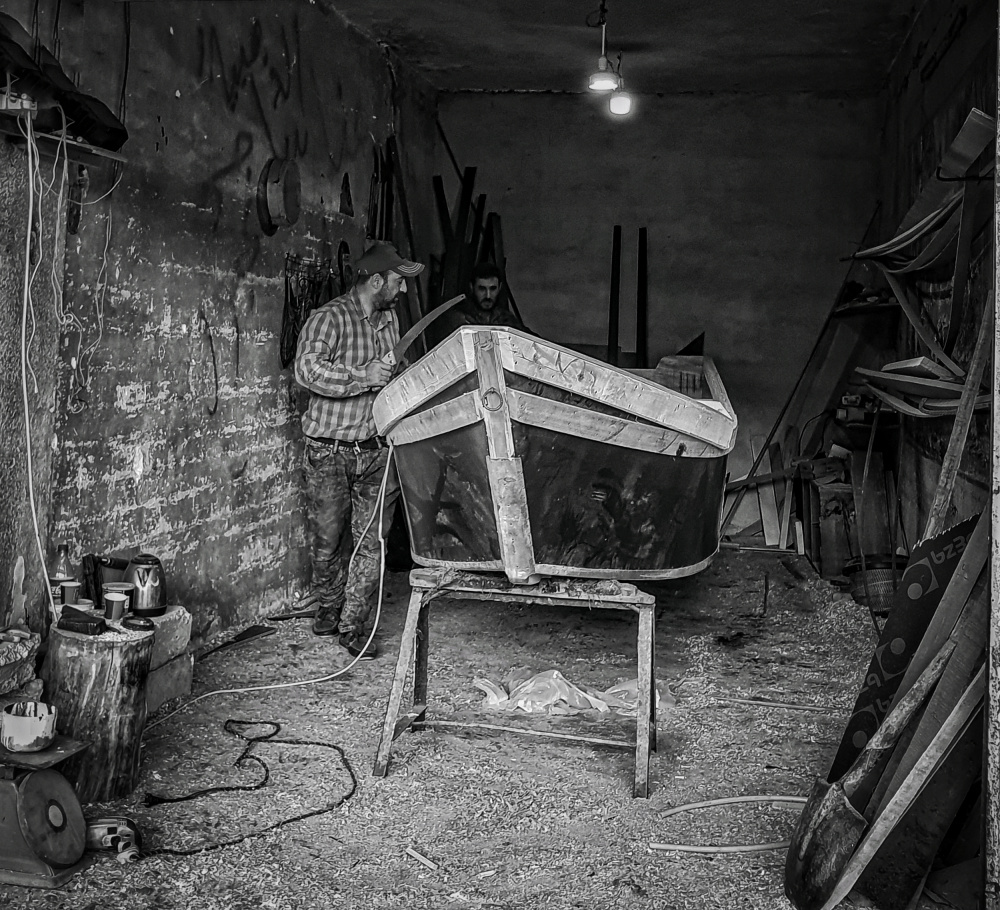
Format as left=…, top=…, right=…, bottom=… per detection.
left=17, top=769, right=86, bottom=868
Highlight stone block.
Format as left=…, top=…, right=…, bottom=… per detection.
left=148, top=605, right=192, bottom=671
left=0, top=636, right=39, bottom=696
left=145, top=652, right=193, bottom=716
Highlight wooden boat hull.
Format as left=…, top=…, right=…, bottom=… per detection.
left=375, top=328, right=737, bottom=583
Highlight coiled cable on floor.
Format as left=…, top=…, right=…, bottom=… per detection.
left=141, top=719, right=357, bottom=857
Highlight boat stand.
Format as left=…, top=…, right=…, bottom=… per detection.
left=373, top=567, right=658, bottom=797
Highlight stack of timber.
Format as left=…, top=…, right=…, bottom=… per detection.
left=373, top=327, right=737, bottom=583
left=786, top=357, right=991, bottom=910
left=785, top=512, right=987, bottom=910
left=424, top=166, right=525, bottom=348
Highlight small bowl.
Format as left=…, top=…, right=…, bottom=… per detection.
left=1, top=702, right=57, bottom=752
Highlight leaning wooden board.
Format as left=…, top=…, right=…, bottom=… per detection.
left=855, top=367, right=967, bottom=399
left=827, top=514, right=981, bottom=781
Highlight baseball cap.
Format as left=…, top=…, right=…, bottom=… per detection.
left=355, top=241, right=425, bottom=277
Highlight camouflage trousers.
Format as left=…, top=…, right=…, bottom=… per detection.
left=302, top=438, right=400, bottom=636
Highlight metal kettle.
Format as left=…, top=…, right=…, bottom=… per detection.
left=123, top=553, right=167, bottom=617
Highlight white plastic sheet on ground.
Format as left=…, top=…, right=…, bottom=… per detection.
left=472, top=668, right=662, bottom=716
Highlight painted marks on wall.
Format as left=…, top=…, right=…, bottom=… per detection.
left=197, top=15, right=313, bottom=163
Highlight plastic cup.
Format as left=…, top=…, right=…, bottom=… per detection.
left=102, top=582, right=136, bottom=613
left=60, top=581, right=81, bottom=605
left=103, top=592, right=128, bottom=621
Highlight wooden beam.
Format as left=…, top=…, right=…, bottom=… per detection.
left=636, top=227, right=649, bottom=369
left=924, top=297, right=993, bottom=540
left=608, top=225, right=622, bottom=365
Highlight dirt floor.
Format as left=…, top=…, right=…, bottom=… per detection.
left=2, top=549, right=889, bottom=910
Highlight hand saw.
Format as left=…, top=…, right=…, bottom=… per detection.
left=383, top=294, right=465, bottom=366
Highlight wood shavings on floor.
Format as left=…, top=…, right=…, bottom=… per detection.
left=0, top=554, right=886, bottom=909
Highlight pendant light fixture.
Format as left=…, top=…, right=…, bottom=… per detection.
left=609, top=54, right=632, bottom=116
left=588, top=5, right=619, bottom=93
left=586, top=2, right=634, bottom=116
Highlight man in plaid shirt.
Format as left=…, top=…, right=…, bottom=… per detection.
left=294, top=241, right=424, bottom=659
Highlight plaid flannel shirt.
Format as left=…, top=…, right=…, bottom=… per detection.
left=294, top=288, right=400, bottom=441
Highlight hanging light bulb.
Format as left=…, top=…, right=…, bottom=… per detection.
left=588, top=16, right=618, bottom=92
left=609, top=85, right=632, bottom=116
left=609, top=58, right=632, bottom=116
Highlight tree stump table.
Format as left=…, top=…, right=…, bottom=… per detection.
left=374, top=567, right=658, bottom=797
left=43, top=623, right=154, bottom=804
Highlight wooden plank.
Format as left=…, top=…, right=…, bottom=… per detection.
left=474, top=331, right=514, bottom=458
left=473, top=331, right=535, bottom=583
left=636, top=227, right=648, bottom=369
left=608, top=225, right=622, bottom=365
left=432, top=175, right=453, bottom=245
left=724, top=316, right=868, bottom=535
left=499, top=331, right=736, bottom=451
left=880, top=356, right=960, bottom=380
left=635, top=604, right=654, bottom=798
left=386, top=136, right=428, bottom=323
left=409, top=567, right=655, bottom=606
left=506, top=388, right=719, bottom=458
left=817, top=667, right=985, bottom=910
left=828, top=514, right=982, bottom=780
left=882, top=272, right=966, bottom=378
left=944, top=181, right=981, bottom=353
left=875, top=571, right=988, bottom=813
left=700, top=356, right=736, bottom=421
left=373, top=330, right=476, bottom=433
left=752, top=437, right=781, bottom=547
left=864, top=382, right=931, bottom=418
left=387, top=391, right=481, bottom=445
left=855, top=189, right=963, bottom=258
left=415, top=720, right=631, bottom=750
left=988, top=52, right=1000, bottom=909
left=924, top=298, right=994, bottom=539
left=858, top=717, right=982, bottom=910
left=374, top=586, right=425, bottom=777
left=488, top=456, right=537, bottom=584
left=778, top=471, right=794, bottom=550
left=855, top=367, right=967, bottom=399
left=919, top=392, right=991, bottom=414
left=888, top=513, right=988, bottom=711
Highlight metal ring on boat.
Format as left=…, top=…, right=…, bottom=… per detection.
left=481, top=388, right=503, bottom=411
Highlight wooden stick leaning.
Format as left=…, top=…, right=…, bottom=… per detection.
left=817, top=666, right=985, bottom=910
left=923, top=294, right=994, bottom=540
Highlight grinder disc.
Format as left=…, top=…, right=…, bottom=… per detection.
left=17, top=770, right=86, bottom=868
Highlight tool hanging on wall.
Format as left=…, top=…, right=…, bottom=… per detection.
left=279, top=254, right=335, bottom=369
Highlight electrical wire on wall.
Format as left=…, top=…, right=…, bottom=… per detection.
left=17, top=112, right=58, bottom=626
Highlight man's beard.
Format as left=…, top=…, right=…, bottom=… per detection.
left=374, top=287, right=398, bottom=311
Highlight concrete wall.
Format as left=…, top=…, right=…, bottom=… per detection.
left=437, top=91, right=882, bottom=481
left=3, top=0, right=438, bottom=643
left=0, top=140, right=63, bottom=631
left=877, top=0, right=996, bottom=536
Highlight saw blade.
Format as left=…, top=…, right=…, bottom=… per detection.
left=385, top=295, right=465, bottom=366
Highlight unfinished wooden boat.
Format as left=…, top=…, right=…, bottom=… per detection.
left=373, top=327, right=737, bottom=583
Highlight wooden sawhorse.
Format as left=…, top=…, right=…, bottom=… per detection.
left=373, top=567, right=657, bottom=797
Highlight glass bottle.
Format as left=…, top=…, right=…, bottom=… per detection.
left=50, top=542, right=73, bottom=604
